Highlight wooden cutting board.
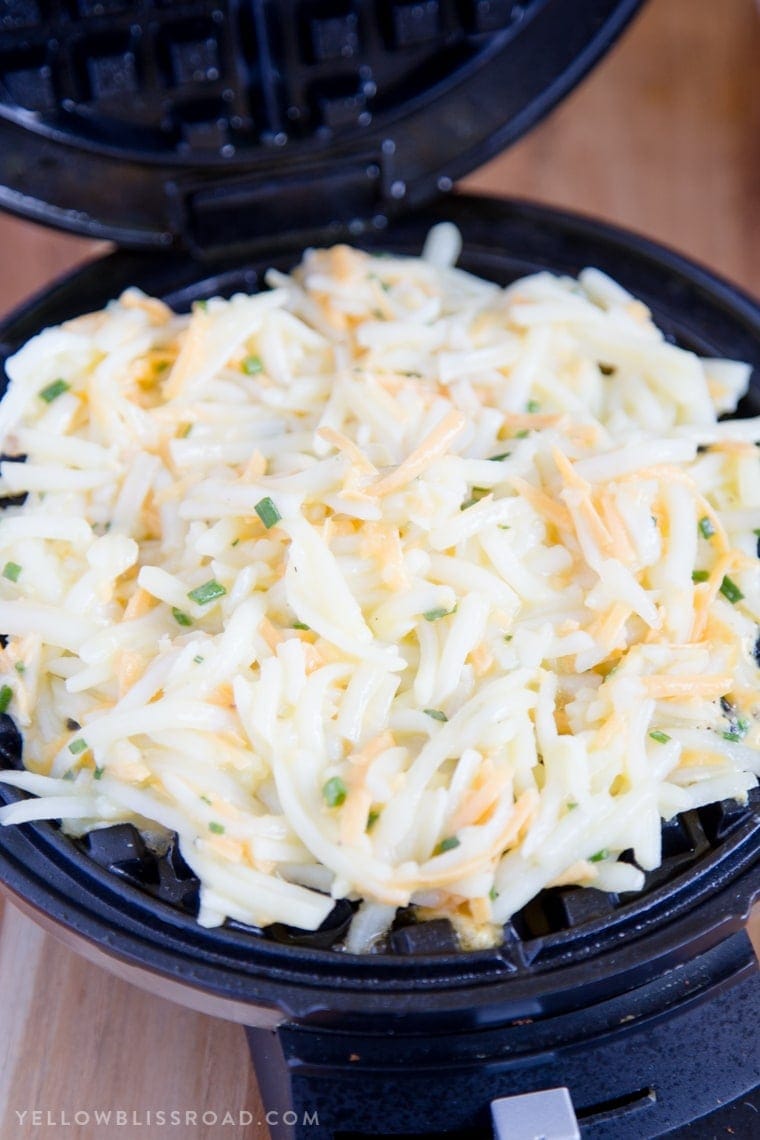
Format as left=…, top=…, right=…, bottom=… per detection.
left=1, top=2, right=759, bottom=1136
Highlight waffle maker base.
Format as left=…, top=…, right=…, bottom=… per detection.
left=1, top=196, right=759, bottom=1140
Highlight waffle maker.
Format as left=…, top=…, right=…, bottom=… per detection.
left=1, top=2, right=759, bottom=1137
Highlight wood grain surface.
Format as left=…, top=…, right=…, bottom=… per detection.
left=1, top=2, right=759, bottom=1137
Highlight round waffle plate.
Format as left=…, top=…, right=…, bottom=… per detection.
left=0, top=1, right=644, bottom=248
left=0, top=195, right=758, bottom=1028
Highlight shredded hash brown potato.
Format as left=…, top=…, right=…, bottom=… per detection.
left=0, top=224, right=758, bottom=952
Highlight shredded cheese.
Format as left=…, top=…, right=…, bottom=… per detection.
left=0, top=224, right=758, bottom=952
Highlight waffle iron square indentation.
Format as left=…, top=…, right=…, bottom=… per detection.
left=0, top=46, right=55, bottom=111
left=307, top=9, right=360, bottom=63
left=85, top=41, right=139, bottom=102
left=1, top=0, right=41, bottom=32
left=390, top=1, right=443, bottom=49
left=158, top=19, right=222, bottom=88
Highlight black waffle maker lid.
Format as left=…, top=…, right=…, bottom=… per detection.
left=0, top=0, right=643, bottom=255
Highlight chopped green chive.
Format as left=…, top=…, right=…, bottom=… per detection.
left=230, top=538, right=239, bottom=547
left=423, top=708, right=448, bottom=722
left=698, top=516, right=715, bottom=539
left=723, top=718, right=749, bottom=742
left=39, top=378, right=70, bottom=403
left=753, top=528, right=760, bottom=537
left=367, top=809, right=380, bottom=830
left=566, top=801, right=578, bottom=811
left=422, top=605, right=456, bottom=622
left=242, top=354, right=263, bottom=375
left=208, top=821, right=225, bottom=834
left=292, top=622, right=311, bottom=631
left=200, top=794, right=212, bottom=805
left=649, top=730, right=671, bottom=744
left=254, top=496, right=281, bottom=529
left=323, top=776, right=348, bottom=808
left=193, top=655, right=204, bottom=664
left=0, top=685, right=12, bottom=714
left=187, top=579, right=226, bottom=606
left=515, top=429, right=530, bottom=439
left=489, top=886, right=498, bottom=901
left=14, top=661, right=25, bottom=674
left=195, top=299, right=209, bottom=311
left=498, top=524, right=511, bottom=530
left=93, top=766, right=104, bottom=780
left=719, top=575, right=744, bottom=604
left=503, top=634, right=513, bottom=642
left=172, top=607, right=193, bottom=627
left=62, top=770, right=75, bottom=782
left=589, top=848, right=609, bottom=863
left=434, top=836, right=461, bottom=855
left=2, top=561, right=21, bottom=582
left=489, top=451, right=511, bottom=462
left=460, top=487, right=490, bottom=509
left=691, top=570, right=710, bottom=583
left=68, top=738, right=88, bottom=755
left=526, top=399, right=541, bottom=413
